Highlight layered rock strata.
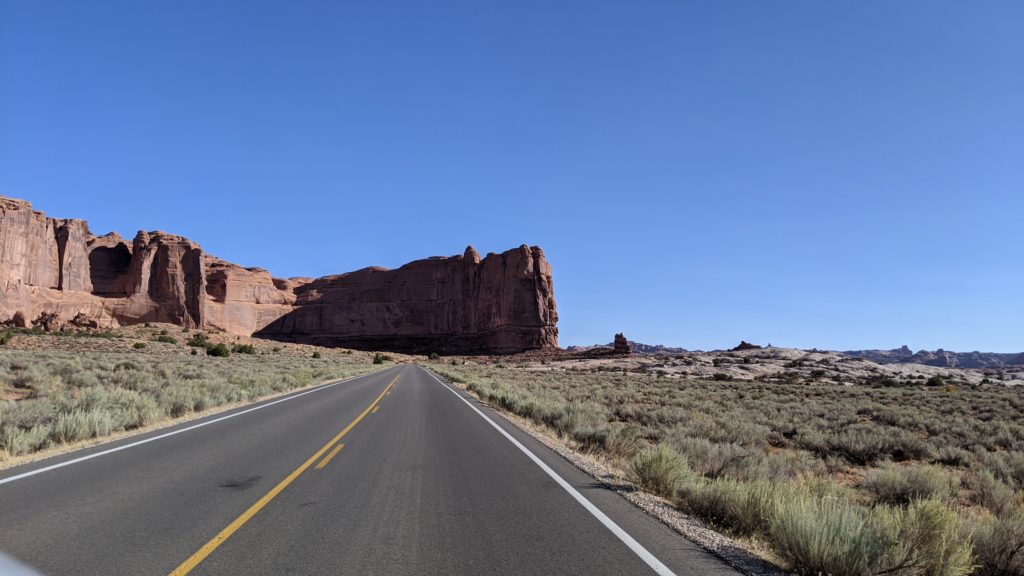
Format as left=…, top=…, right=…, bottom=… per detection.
left=0, top=197, right=558, bottom=353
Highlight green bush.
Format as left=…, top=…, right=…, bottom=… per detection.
left=429, top=352, right=440, bottom=360
left=206, top=343, right=230, bottom=357
left=630, top=444, right=690, bottom=498
left=187, top=333, right=211, bottom=348
left=132, top=342, right=146, bottom=349
left=312, top=351, right=321, bottom=359
left=231, top=344, right=256, bottom=355
left=155, top=335, right=177, bottom=344
left=0, top=332, right=11, bottom=346
left=373, top=352, right=392, bottom=364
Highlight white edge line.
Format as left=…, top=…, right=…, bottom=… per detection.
left=0, top=367, right=392, bottom=486
left=421, top=366, right=676, bottom=576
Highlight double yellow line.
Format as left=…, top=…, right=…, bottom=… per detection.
left=168, top=374, right=399, bottom=576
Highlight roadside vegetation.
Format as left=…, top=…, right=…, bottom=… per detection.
left=0, top=330, right=376, bottom=462
left=436, top=364, right=1024, bottom=575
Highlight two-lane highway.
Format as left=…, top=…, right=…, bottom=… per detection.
left=0, top=365, right=739, bottom=575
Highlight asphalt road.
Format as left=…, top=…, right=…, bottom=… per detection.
left=0, top=364, right=740, bottom=575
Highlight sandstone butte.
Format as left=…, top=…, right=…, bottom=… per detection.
left=0, top=197, right=558, bottom=354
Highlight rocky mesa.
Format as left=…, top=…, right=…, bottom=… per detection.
left=0, top=197, right=558, bottom=354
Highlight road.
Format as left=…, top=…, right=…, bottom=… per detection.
left=0, top=364, right=739, bottom=575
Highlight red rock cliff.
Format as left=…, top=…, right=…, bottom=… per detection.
left=256, top=245, right=559, bottom=353
left=0, top=197, right=559, bottom=353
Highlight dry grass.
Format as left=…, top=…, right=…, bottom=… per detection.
left=0, top=327, right=379, bottom=461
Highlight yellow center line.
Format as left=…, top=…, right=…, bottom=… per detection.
left=314, top=444, right=344, bottom=469
left=371, top=405, right=380, bottom=414
left=168, top=374, right=400, bottom=576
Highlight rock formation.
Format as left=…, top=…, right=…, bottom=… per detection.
left=257, top=245, right=559, bottom=354
left=613, top=333, right=632, bottom=354
left=0, top=197, right=558, bottom=353
left=842, top=346, right=1024, bottom=369
left=731, top=341, right=763, bottom=352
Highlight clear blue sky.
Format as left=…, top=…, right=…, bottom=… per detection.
left=2, top=2, right=1021, bottom=352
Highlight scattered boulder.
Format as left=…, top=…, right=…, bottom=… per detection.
left=34, top=312, right=62, bottom=332
left=69, top=312, right=99, bottom=329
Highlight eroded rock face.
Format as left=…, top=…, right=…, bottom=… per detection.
left=0, top=197, right=559, bottom=353
left=613, top=333, right=632, bottom=355
left=257, top=245, right=559, bottom=354
left=54, top=219, right=93, bottom=292
left=0, top=198, right=59, bottom=289
left=88, top=233, right=133, bottom=297
left=204, top=258, right=297, bottom=334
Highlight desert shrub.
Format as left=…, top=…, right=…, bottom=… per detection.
left=544, top=401, right=594, bottom=437
left=630, top=444, right=690, bottom=498
left=186, top=333, right=210, bottom=348
left=50, top=410, right=114, bottom=444
left=0, top=332, right=11, bottom=346
left=132, top=342, right=146, bottom=349
left=572, top=425, right=610, bottom=451
left=674, top=437, right=752, bottom=479
left=968, top=469, right=1018, bottom=516
left=0, top=425, right=50, bottom=456
left=312, top=351, right=321, bottom=359
left=736, top=450, right=826, bottom=482
left=804, top=425, right=934, bottom=465
left=429, top=352, right=440, bottom=360
left=864, top=464, right=959, bottom=505
left=769, top=497, right=970, bottom=576
left=373, top=352, right=392, bottom=364
left=972, top=509, right=1024, bottom=576
left=605, top=425, right=644, bottom=460
left=770, top=494, right=894, bottom=576
left=231, top=344, right=256, bottom=355
left=712, top=373, right=731, bottom=381
left=155, top=335, right=177, bottom=344
left=677, top=478, right=784, bottom=535
left=206, top=343, right=230, bottom=357
left=936, top=446, right=973, bottom=467
left=887, top=499, right=973, bottom=576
